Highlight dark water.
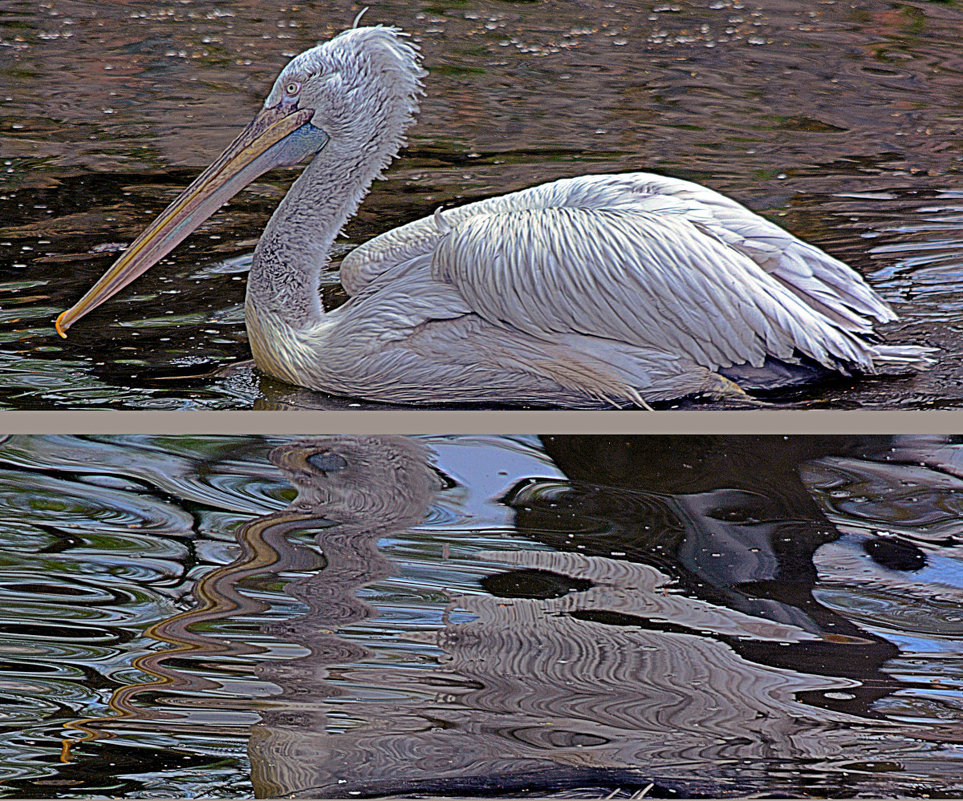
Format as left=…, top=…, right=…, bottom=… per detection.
left=0, top=433, right=961, bottom=797
left=0, top=0, right=960, bottom=409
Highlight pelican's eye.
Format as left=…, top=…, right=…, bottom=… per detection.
left=284, top=80, right=302, bottom=98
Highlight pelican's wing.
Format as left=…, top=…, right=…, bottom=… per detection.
left=430, top=201, right=890, bottom=373
left=345, top=173, right=894, bottom=336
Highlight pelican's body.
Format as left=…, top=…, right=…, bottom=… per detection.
left=57, top=25, right=934, bottom=408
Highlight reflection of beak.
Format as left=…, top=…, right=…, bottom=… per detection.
left=56, top=104, right=317, bottom=337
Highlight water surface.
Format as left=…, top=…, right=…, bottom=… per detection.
left=0, top=434, right=961, bottom=796
left=0, top=0, right=960, bottom=408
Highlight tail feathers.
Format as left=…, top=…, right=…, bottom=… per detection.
left=869, top=344, right=938, bottom=374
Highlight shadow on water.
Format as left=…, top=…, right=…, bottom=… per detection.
left=2, top=435, right=959, bottom=796
left=0, top=0, right=961, bottom=408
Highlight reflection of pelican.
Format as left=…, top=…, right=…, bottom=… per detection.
left=55, top=25, right=933, bottom=407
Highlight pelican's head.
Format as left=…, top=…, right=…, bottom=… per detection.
left=268, top=26, right=425, bottom=156
left=55, top=25, right=424, bottom=337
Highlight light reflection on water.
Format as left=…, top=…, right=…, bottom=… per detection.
left=0, top=0, right=961, bottom=409
left=0, top=434, right=960, bottom=797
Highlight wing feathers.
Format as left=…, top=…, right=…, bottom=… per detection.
left=433, top=206, right=883, bottom=372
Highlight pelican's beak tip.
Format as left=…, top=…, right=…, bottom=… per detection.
left=55, top=312, right=69, bottom=339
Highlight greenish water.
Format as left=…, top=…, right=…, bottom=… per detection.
left=0, top=0, right=961, bottom=408
left=0, top=434, right=961, bottom=797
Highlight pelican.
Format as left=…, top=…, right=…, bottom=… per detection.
left=56, top=24, right=934, bottom=408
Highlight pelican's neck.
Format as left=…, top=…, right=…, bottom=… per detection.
left=246, top=139, right=383, bottom=331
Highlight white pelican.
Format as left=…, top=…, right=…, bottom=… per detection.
left=55, top=25, right=934, bottom=408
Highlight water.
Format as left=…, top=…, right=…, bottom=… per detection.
left=0, top=0, right=961, bottom=409
left=0, top=433, right=961, bottom=797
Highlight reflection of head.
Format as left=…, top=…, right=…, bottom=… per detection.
left=270, top=435, right=440, bottom=526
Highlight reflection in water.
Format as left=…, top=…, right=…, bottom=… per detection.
left=0, top=435, right=961, bottom=796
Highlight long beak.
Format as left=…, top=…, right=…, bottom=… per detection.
left=56, top=104, right=316, bottom=337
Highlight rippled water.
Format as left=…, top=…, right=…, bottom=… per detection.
left=0, top=434, right=961, bottom=797
left=0, top=0, right=960, bottom=408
